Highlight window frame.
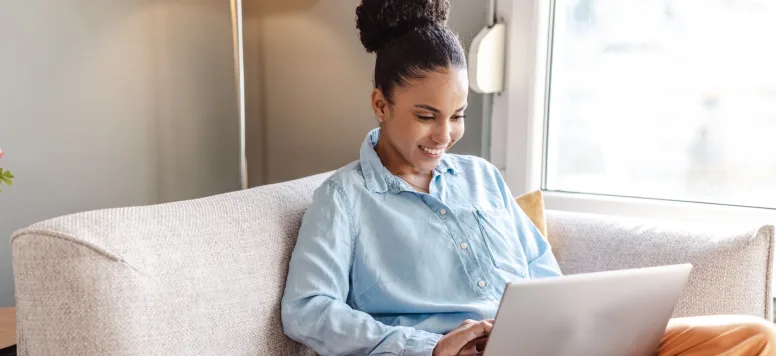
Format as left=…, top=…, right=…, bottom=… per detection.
left=492, top=0, right=776, bottom=225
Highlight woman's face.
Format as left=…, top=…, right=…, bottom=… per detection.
left=372, top=67, right=468, bottom=172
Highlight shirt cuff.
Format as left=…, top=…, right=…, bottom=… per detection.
left=403, top=329, right=443, bottom=356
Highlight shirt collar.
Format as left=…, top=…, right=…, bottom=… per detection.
left=359, top=128, right=458, bottom=194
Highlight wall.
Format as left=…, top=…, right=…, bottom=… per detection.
left=0, top=0, right=240, bottom=306
left=245, top=0, right=490, bottom=185
left=0, top=0, right=490, bottom=307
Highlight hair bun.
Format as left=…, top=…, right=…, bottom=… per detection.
left=356, top=0, right=450, bottom=53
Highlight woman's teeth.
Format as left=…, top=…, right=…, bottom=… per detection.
left=421, top=146, right=444, bottom=155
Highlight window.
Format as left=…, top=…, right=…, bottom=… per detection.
left=545, top=0, right=776, bottom=209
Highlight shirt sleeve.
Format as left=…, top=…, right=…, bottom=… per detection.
left=281, top=180, right=443, bottom=356
left=491, top=166, right=563, bottom=279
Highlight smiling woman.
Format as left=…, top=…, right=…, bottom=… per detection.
left=356, top=0, right=469, bottom=192
left=279, top=1, right=562, bottom=355
left=373, top=68, right=469, bottom=191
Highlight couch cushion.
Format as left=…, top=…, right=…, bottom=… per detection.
left=547, top=210, right=774, bottom=320
left=515, top=190, right=547, bottom=237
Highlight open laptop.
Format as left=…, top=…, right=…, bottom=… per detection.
left=483, top=264, right=693, bottom=356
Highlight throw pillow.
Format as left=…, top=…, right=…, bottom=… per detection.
left=515, top=190, right=547, bottom=237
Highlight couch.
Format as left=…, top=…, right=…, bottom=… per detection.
left=10, top=172, right=774, bottom=355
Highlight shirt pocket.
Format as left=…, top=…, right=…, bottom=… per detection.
left=473, top=208, right=527, bottom=277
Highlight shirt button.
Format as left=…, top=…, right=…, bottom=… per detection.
left=478, top=281, right=486, bottom=288
left=439, top=208, right=447, bottom=215
left=460, top=242, right=468, bottom=250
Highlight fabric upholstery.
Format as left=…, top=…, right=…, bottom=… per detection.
left=9, top=171, right=774, bottom=355
left=11, top=173, right=331, bottom=356
left=547, top=210, right=774, bottom=319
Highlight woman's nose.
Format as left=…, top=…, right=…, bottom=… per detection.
left=431, top=120, right=451, bottom=145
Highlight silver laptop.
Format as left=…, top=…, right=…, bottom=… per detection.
left=483, top=264, right=693, bottom=356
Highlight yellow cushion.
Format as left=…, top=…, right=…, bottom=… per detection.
left=515, top=190, right=547, bottom=237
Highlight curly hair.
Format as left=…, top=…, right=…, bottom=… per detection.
left=356, top=0, right=466, bottom=104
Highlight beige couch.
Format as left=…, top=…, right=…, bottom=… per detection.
left=10, top=172, right=775, bottom=355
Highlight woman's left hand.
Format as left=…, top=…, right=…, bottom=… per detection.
left=457, top=319, right=494, bottom=356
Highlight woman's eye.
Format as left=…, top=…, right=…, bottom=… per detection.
left=416, top=115, right=434, bottom=121
left=452, top=115, right=466, bottom=121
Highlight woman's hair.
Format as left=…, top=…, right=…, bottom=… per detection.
left=356, top=0, right=466, bottom=104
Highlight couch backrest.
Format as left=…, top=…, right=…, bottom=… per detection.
left=12, top=173, right=331, bottom=356
left=11, top=172, right=773, bottom=356
left=547, top=210, right=773, bottom=320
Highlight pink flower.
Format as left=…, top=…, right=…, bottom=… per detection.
left=0, top=147, right=4, bottom=159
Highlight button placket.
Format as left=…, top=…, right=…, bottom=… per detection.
left=454, top=210, right=500, bottom=295
left=445, top=209, right=492, bottom=296
left=432, top=204, right=493, bottom=297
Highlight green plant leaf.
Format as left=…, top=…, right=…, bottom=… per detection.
left=0, top=176, right=11, bottom=186
left=1, top=170, right=12, bottom=178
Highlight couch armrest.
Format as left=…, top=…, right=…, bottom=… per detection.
left=11, top=173, right=331, bottom=356
left=546, top=210, right=774, bottom=320
left=12, top=231, right=148, bottom=356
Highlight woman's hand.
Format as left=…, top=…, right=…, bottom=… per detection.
left=433, top=319, right=494, bottom=356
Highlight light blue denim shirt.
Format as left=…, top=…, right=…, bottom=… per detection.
left=281, top=128, right=562, bottom=356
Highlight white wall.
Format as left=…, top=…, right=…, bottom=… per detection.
left=246, top=0, right=490, bottom=185
left=0, top=0, right=240, bottom=306
left=0, top=0, right=489, bottom=306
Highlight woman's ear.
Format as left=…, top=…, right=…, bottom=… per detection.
left=371, top=88, right=388, bottom=119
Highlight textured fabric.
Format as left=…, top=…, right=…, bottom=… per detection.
left=9, top=169, right=773, bottom=355
left=515, top=190, right=547, bottom=237
left=547, top=210, right=774, bottom=319
left=281, top=129, right=561, bottom=356
left=659, top=315, right=776, bottom=355
left=11, top=173, right=332, bottom=356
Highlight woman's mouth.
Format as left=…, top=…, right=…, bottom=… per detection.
left=419, top=145, right=445, bottom=157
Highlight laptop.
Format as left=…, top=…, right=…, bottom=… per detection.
left=483, top=264, right=693, bottom=356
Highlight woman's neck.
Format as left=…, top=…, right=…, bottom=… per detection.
left=374, top=139, right=432, bottom=190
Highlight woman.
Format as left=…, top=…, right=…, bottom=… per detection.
left=281, top=1, right=776, bottom=355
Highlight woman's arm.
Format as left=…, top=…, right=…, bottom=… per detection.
left=281, top=180, right=441, bottom=356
